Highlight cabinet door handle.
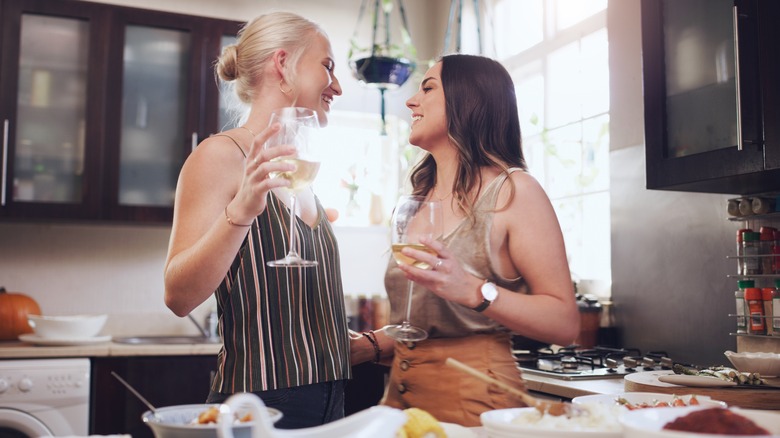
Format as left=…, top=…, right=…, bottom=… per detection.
left=191, top=132, right=198, bottom=151
left=733, top=5, right=744, bottom=151
left=2, top=119, right=8, bottom=206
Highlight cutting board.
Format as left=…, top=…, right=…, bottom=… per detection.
left=624, top=370, right=780, bottom=410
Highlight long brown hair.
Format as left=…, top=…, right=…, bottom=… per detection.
left=410, top=54, right=527, bottom=217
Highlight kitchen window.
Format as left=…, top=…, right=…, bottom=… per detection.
left=490, top=0, right=612, bottom=297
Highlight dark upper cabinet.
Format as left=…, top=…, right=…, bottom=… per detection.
left=642, top=0, right=780, bottom=195
left=0, top=0, right=109, bottom=220
left=0, top=0, right=241, bottom=223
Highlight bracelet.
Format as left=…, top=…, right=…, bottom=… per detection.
left=224, top=206, right=252, bottom=227
left=362, top=330, right=381, bottom=363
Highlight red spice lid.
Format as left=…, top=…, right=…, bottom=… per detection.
left=737, top=228, right=752, bottom=241
left=745, top=287, right=763, bottom=300
left=760, top=226, right=777, bottom=240
left=763, top=288, right=776, bottom=300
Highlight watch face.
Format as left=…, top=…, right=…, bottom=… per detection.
left=481, top=282, right=498, bottom=301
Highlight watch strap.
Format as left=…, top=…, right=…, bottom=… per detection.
left=472, top=298, right=491, bottom=313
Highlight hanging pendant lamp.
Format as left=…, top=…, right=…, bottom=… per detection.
left=443, top=0, right=484, bottom=55
left=349, top=0, right=417, bottom=134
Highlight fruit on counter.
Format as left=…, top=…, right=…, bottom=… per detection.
left=396, top=408, right=446, bottom=438
left=673, top=364, right=765, bottom=385
left=0, top=287, right=41, bottom=340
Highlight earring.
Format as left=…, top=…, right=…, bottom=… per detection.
left=279, top=79, right=293, bottom=95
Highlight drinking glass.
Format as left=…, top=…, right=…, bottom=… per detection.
left=264, top=107, right=321, bottom=267
left=385, top=195, right=442, bottom=342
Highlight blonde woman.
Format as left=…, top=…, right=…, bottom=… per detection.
left=163, top=12, right=353, bottom=428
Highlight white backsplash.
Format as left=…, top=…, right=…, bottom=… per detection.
left=0, top=222, right=389, bottom=337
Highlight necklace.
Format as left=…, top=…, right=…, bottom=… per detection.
left=430, top=189, right=453, bottom=202
left=239, top=125, right=257, bottom=137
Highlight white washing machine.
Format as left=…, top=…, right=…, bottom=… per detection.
left=0, top=358, right=90, bottom=437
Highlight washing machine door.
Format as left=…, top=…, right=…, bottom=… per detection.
left=0, top=408, right=53, bottom=437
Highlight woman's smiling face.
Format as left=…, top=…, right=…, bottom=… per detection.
left=291, top=32, right=342, bottom=127
left=405, top=62, right=448, bottom=149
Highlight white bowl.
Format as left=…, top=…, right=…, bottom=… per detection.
left=572, top=392, right=727, bottom=409
left=27, top=314, right=107, bottom=339
left=724, top=350, right=780, bottom=377
left=142, top=404, right=281, bottom=438
left=620, top=406, right=780, bottom=437
left=480, top=406, right=623, bottom=438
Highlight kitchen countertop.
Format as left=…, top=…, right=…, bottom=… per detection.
left=0, top=339, right=221, bottom=358
left=1, top=341, right=626, bottom=399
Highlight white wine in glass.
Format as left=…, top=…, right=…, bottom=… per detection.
left=385, top=195, right=442, bottom=342
left=264, top=107, right=321, bottom=267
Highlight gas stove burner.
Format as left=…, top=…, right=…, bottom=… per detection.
left=515, top=345, right=679, bottom=380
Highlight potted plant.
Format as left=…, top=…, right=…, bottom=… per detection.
left=348, top=0, right=417, bottom=89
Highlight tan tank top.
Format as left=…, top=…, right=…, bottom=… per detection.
left=384, top=168, right=529, bottom=338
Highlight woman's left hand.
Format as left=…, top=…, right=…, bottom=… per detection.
left=396, top=236, right=480, bottom=308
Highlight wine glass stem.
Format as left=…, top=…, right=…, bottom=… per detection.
left=287, top=194, right=299, bottom=258
left=402, top=280, right=414, bottom=327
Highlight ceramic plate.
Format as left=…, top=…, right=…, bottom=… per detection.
left=657, top=374, right=738, bottom=387
left=572, top=392, right=727, bottom=408
left=19, top=334, right=112, bottom=346
left=441, top=422, right=478, bottom=438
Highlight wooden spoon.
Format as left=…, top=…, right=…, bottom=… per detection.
left=445, top=357, right=579, bottom=417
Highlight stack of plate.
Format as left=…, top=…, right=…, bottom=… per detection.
left=20, top=314, right=111, bottom=346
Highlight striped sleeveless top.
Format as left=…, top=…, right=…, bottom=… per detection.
left=209, top=134, right=351, bottom=393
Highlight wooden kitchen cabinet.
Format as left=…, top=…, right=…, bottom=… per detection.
left=90, top=355, right=217, bottom=437
left=0, top=0, right=241, bottom=223
left=642, top=0, right=780, bottom=195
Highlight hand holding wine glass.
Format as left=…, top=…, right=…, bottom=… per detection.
left=264, top=107, right=321, bottom=267
left=386, top=195, right=442, bottom=342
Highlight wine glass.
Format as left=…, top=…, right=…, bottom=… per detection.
left=264, top=107, right=321, bottom=267
left=385, top=195, right=442, bottom=342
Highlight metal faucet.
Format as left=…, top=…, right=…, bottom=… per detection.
left=187, top=313, right=210, bottom=337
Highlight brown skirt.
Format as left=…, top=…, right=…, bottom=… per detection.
left=379, top=332, right=528, bottom=427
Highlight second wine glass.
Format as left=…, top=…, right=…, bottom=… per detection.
left=264, top=107, right=321, bottom=267
left=386, top=195, right=442, bottom=342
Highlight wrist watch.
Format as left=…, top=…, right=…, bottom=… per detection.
left=472, top=280, right=498, bottom=312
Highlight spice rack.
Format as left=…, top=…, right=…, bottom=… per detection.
left=726, top=202, right=780, bottom=350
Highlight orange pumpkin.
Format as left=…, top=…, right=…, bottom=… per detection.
left=0, top=287, right=42, bottom=340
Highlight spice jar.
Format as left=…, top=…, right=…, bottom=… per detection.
left=774, top=230, right=780, bottom=275
left=742, top=231, right=762, bottom=275
left=736, top=228, right=752, bottom=276
left=772, top=279, right=780, bottom=337
left=763, top=287, right=776, bottom=336
left=739, top=198, right=754, bottom=216
left=745, top=287, right=765, bottom=335
left=735, top=280, right=754, bottom=334
left=760, top=227, right=777, bottom=275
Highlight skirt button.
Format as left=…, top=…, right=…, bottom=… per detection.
left=400, top=360, right=410, bottom=371
left=397, top=383, right=407, bottom=394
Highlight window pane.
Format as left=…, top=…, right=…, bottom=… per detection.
left=494, top=0, right=543, bottom=57
left=553, top=191, right=611, bottom=289
left=582, top=114, right=610, bottom=193
left=543, top=123, right=583, bottom=198
left=581, top=29, right=610, bottom=117
left=547, top=42, right=581, bottom=127
left=515, top=68, right=545, bottom=136
left=313, top=112, right=404, bottom=226
left=556, top=0, right=607, bottom=30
